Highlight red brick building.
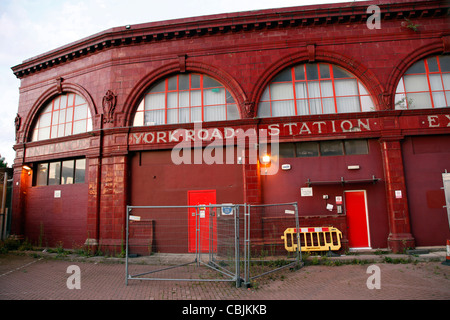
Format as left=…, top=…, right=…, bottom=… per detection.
left=11, top=0, right=450, bottom=253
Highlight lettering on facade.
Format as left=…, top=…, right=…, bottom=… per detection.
left=23, top=115, right=449, bottom=160
left=25, top=138, right=91, bottom=158
left=426, top=114, right=450, bottom=128
left=128, top=118, right=376, bottom=146
left=264, top=118, right=373, bottom=136
left=128, top=115, right=450, bottom=146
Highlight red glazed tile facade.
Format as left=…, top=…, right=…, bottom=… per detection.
left=10, top=0, right=450, bottom=253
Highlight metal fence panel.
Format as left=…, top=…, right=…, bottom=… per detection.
left=125, top=205, right=242, bottom=287
left=243, top=202, right=302, bottom=286
left=125, top=202, right=303, bottom=288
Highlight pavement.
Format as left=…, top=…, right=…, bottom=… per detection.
left=0, top=248, right=449, bottom=307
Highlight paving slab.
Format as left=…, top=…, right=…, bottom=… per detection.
left=1, top=251, right=449, bottom=303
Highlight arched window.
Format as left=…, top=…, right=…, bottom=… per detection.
left=257, top=63, right=375, bottom=118
left=395, top=55, right=450, bottom=109
left=132, top=73, right=240, bottom=126
left=31, top=93, right=92, bottom=141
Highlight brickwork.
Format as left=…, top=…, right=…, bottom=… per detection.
left=0, top=254, right=449, bottom=300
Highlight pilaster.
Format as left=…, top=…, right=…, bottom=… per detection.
left=380, top=136, right=415, bottom=253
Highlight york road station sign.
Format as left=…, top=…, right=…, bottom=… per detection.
left=128, top=114, right=450, bottom=147
left=128, top=117, right=379, bottom=146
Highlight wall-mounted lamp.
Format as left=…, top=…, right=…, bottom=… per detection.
left=23, top=165, right=32, bottom=176
left=260, top=154, right=271, bottom=175
left=261, top=154, right=271, bottom=165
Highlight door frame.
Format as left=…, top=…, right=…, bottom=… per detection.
left=187, top=189, right=217, bottom=253
left=344, top=190, right=372, bottom=250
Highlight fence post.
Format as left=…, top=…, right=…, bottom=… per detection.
left=293, top=203, right=302, bottom=265
left=244, top=203, right=250, bottom=287
left=196, top=206, right=200, bottom=265
left=209, top=204, right=213, bottom=264
left=125, top=205, right=131, bottom=286
left=234, top=204, right=240, bottom=287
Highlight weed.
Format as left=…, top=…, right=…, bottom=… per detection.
left=0, top=236, right=24, bottom=253
left=38, top=222, right=44, bottom=248
left=374, top=249, right=390, bottom=255
left=403, top=18, right=420, bottom=32
left=384, top=256, right=411, bottom=264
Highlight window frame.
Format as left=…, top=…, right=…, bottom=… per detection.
left=133, top=73, right=239, bottom=126
left=258, top=63, right=375, bottom=118
left=31, top=93, right=92, bottom=142
left=395, top=55, right=450, bottom=110
left=33, top=158, right=86, bottom=187
left=278, top=139, right=369, bottom=158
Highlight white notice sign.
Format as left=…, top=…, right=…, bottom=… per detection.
left=301, top=187, right=313, bottom=197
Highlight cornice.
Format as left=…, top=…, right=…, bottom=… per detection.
left=11, top=0, right=450, bottom=79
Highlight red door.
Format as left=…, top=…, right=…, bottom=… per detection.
left=188, top=190, right=217, bottom=253
left=344, top=190, right=371, bottom=248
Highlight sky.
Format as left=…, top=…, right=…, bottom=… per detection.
left=0, top=0, right=359, bottom=166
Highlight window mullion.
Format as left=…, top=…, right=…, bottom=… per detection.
left=189, top=75, right=192, bottom=123
left=291, top=67, right=298, bottom=116
left=59, top=161, right=63, bottom=185
left=49, top=99, right=56, bottom=138
left=401, top=76, right=408, bottom=109
left=164, top=78, right=169, bottom=124
left=268, top=84, right=273, bottom=117
left=55, top=97, right=61, bottom=138
left=63, top=95, right=68, bottom=135
left=317, top=64, right=325, bottom=114
left=70, top=94, right=76, bottom=135
left=56, top=96, right=62, bottom=138
left=176, top=75, right=180, bottom=123
left=200, top=75, right=204, bottom=121
left=73, top=160, right=76, bottom=184
left=437, top=56, right=448, bottom=107
left=424, top=59, right=435, bottom=108
left=356, top=80, right=363, bottom=112
left=329, top=64, right=338, bottom=113
left=46, top=162, right=50, bottom=186
left=304, top=65, right=311, bottom=115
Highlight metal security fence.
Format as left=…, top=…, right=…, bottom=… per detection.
left=243, top=202, right=302, bottom=287
left=125, top=204, right=242, bottom=287
left=125, top=202, right=302, bottom=288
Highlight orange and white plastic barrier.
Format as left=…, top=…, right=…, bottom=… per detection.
left=443, top=239, right=450, bottom=266
left=281, top=227, right=342, bottom=252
